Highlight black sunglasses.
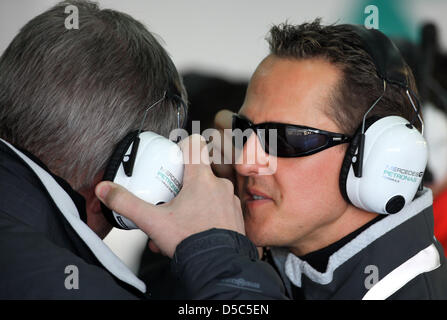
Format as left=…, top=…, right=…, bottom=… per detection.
left=232, top=114, right=352, bottom=158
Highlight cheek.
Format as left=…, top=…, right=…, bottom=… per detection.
left=241, top=147, right=349, bottom=247
left=269, top=147, right=348, bottom=241
left=282, top=147, right=346, bottom=212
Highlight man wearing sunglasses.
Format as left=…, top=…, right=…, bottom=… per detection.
left=221, top=20, right=447, bottom=299
left=91, top=19, right=447, bottom=299
left=0, top=1, right=287, bottom=300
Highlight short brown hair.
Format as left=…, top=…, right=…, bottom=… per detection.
left=266, top=19, right=420, bottom=135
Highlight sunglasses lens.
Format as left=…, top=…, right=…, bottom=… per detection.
left=232, top=115, right=332, bottom=157
left=263, top=124, right=329, bottom=157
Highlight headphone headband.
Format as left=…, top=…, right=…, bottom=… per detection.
left=345, top=25, right=409, bottom=89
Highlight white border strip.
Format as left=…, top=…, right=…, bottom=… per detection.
left=282, top=187, right=433, bottom=287
left=1, top=139, right=146, bottom=293
left=362, top=243, right=441, bottom=300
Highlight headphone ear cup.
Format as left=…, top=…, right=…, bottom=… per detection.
left=101, top=131, right=139, bottom=228
left=339, top=116, right=381, bottom=204
left=341, top=116, right=427, bottom=214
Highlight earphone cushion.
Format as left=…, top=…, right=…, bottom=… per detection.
left=339, top=133, right=360, bottom=204
left=101, top=131, right=139, bottom=227
left=339, top=116, right=381, bottom=204
left=102, top=131, right=139, bottom=182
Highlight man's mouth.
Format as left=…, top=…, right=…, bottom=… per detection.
left=252, top=195, right=267, bottom=200
left=245, top=188, right=273, bottom=206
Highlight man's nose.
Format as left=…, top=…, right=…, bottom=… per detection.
left=234, top=132, right=270, bottom=176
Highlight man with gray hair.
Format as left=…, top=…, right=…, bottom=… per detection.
left=0, top=0, right=285, bottom=299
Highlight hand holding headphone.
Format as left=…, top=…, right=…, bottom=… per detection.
left=101, top=91, right=186, bottom=230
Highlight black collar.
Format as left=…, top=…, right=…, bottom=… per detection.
left=299, top=215, right=386, bottom=273
left=0, top=140, right=88, bottom=223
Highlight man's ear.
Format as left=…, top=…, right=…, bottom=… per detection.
left=78, top=171, right=113, bottom=238
left=85, top=192, right=102, bottom=215
left=78, top=171, right=105, bottom=214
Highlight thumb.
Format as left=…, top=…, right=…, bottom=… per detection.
left=214, top=109, right=233, bottom=130
left=178, top=134, right=213, bottom=182
left=95, top=181, right=162, bottom=231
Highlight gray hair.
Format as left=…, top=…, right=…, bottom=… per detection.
left=0, top=0, right=187, bottom=190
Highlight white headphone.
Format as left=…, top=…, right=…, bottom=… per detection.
left=101, top=131, right=184, bottom=229
left=101, top=90, right=186, bottom=230
left=341, top=116, right=427, bottom=214
left=339, top=25, right=428, bottom=214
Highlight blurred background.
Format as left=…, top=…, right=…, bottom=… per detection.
left=2, top=0, right=447, bottom=80
left=1, top=0, right=447, bottom=296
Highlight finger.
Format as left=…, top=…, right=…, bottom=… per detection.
left=214, top=109, right=234, bottom=130
left=214, top=110, right=236, bottom=166
left=178, top=134, right=213, bottom=180
left=178, top=134, right=210, bottom=165
left=222, top=126, right=236, bottom=164
left=95, top=181, right=162, bottom=229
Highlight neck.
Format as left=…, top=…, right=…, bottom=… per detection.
left=290, top=205, right=379, bottom=257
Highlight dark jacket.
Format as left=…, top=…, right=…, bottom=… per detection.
left=0, top=139, right=286, bottom=299
left=269, top=188, right=447, bottom=299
